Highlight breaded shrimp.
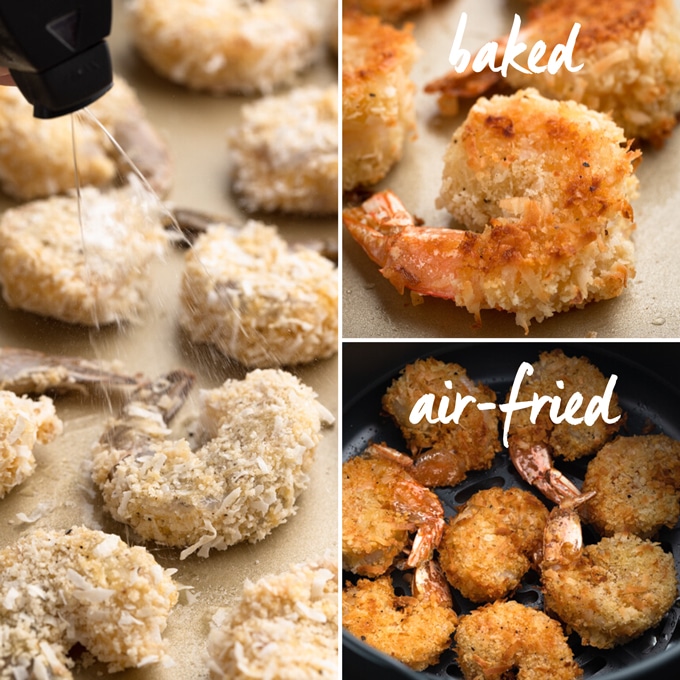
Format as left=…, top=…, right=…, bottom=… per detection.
left=342, top=12, right=419, bottom=191
left=425, top=0, right=680, bottom=146
left=0, top=526, right=178, bottom=679
left=455, top=600, right=582, bottom=680
left=342, top=443, right=445, bottom=576
left=343, top=560, right=458, bottom=671
left=343, top=0, right=430, bottom=23
left=582, top=434, right=680, bottom=538
left=438, top=487, right=549, bottom=603
left=381, top=357, right=501, bottom=487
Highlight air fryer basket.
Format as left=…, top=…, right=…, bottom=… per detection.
left=342, top=342, right=680, bottom=680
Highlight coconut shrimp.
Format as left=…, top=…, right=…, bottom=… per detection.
left=541, top=497, right=678, bottom=648
left=344, top=0, right=431, bottom=23
left=342, top=443, right=445, bottom=576
left=425, top=0, right=680, bottom=146
left=0, top=76, right=171, bottom=201
left=0, top=526, right=178, bottom=679
left=455, top=600, right=582, bottom=680
left=128, top=0, right=328, bottom=94
left=91, top=368, right=334, bottom=558
left=343, top=11, right=419, bottom=191
left=343, top=560, right=458, bottom=671
left=438, top=487, right=549, bottom=603
left=381, top=357, right=501, bottom=487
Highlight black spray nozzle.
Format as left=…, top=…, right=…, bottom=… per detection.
left=0, top=1, right=113, bottom=118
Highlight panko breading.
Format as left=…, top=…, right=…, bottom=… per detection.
left=439, top=487, right=549, bottom=603
left=228, top=85, right=338, bottom=214
left=0, top=183, right=168, bottom=326
left=207, top=555, right=338, bottom=679
left=179, top=221, right=338, bottom=369
left=0, top=391, right=62, bottom=498
left=455, top=600, right=582, bottom=680
left=128, top=0, right=327, bottom=94
left=382, top=357, right=501, bottom=487
left=0, top=526, right=178, bottom=679
left=582, top=434, right=680, bottom=538
left=342, top=12, right=418, bottom=191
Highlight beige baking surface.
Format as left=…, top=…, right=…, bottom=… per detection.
left=342, top=0, right=680, bottom=338
left=0, top=1, right=339, bottom=678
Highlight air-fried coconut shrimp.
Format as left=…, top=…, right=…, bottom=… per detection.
left=343, top=0, right=430, bottom=23
left=0, top=391, right=62, bottom=498
left=426, top=0, right=680, bottom=146
left=0, top=526, right=178, bottom=679
left=0, top=76, right=171, bottom=201
left=343, top=12, right=419, bottom=191
left=343, top=560, right=458, bottom=671
left=228, top=85, right=338, bottom=215
left=128, top=0, right=327, bottom=94
left=382, top=357, right=501, bottom=487
left=582, top=434, right=680, bottom=538
left=92, top=368, right=334, bottom=558
left=542, top=498, right=678, bottom=648
left=455, top=600, right=582, bottom=680
left=342, top=443, right=445, bottom=576
left=438, top=487, right=549, bottom=603
left=0, top=182, right=168, bottom=326
left=179, top=221, right=338, bottom=369
left=207, top=554, right=338, bottom=679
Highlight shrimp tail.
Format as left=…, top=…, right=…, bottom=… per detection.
left=128, top=370, right=196, bottom=424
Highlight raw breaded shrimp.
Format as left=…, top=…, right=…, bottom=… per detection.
left=0, top=391, right=62, bottom=498
left=582, top=434, right=680, bottom=538
left=425, top=0, right=680, bottom=146
left=344, top=0, right=431, bottom=23
left=0, top=182, right=168, bottom=326
left=541, top=498, right=678, bottom=648
left=0, top=526, right=178, bottom=679
left=343, top=560, right=458, bottom=671
left=455, top=600, right=582, bottom=680
left=179, top=220, right=338, bottom=369
left=342, top=443, right=445, bottom=576
left=128, top=0, right=327, bottom=94
left=228, top=85, right=338, bottom=215
left=343, top=11, right=419, bottom=191
left=381, top=357, right=501, bottom=487
left=438, top=487, right=549, bottom=603
left=91, top=368, right=334, bottom=558
left=0, top=76, right=171, bottom=201
left=207, top=554, right=338, bottom=679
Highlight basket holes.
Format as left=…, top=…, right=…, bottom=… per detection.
left=514, top=589, right=541, bottom=607
left=445, top=663, right=461, bottom=677
left=453, top=476, right=506, bottom=504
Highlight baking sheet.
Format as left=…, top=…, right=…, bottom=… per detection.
left=342, top=0, right=680, bottom=338
left=0, top=1, right=339, bottom=678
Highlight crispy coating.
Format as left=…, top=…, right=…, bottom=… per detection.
left=582, top=434, right=680, bottom=538
left=382, top=357, right=501, bottom=487
left=439, top=487, right=549, bottom=603
left=455, top=600, right=582, bottom=680
left=507, top=349, right=623, bottom=461
left=0, top=526, right=178, bottom=679
left=344, top=0, right=430, bottom=22
left=342, top=12, right=418, bottom=190
left=228, top=85, right=338, bottom=214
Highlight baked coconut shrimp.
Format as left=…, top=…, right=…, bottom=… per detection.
left=455, top=600, right=582, bottom=680
left=0, top=526, right=178, bottom=679
left=342, top=443, right=445, bottom=576
left=541, top=498, right=678, bottom=649
left=91, top=368, right=334, bottom=558
left=343, top=560, right=458, bottom=671
left=381, top=357, right=501, bottom=487
left=425, top=0, right=680, bottom=146
left=0, top=391, right=62, bottom=498
left=207, top=554, right=338, bottom=679
left=342, top=11, right=419, bottom=191
left=179, top=220, right=338, bottom=369
left=128, top=0, right=327, bottom=94
left=582, top=434, right=680, bottom=538
left=228, top=85, right=338, bottom=215
left=343, top=0, right=431, bottom=23
left=0, top=76, right=171, bottom=201
left=438, top=487, right=549, bottom=603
